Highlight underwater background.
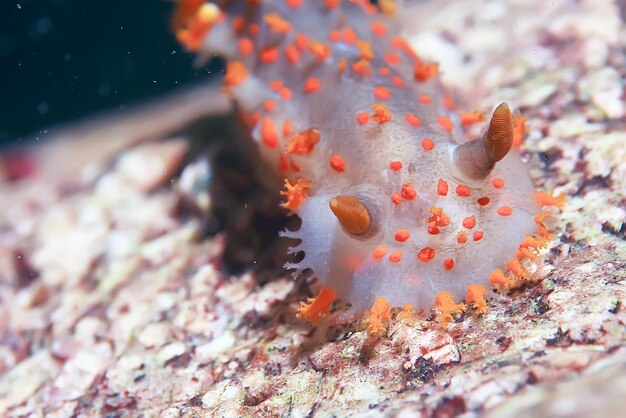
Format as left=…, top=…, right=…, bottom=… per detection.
left=0, top=0, right=221, bottom=145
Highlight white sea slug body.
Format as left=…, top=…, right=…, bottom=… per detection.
left=173, top=0, right=557, bottom=327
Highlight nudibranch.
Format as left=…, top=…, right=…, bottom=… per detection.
left=173, top=0, right=563, bottom=329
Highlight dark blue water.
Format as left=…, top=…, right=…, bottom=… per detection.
left=0, top=0, right=221, bottom=146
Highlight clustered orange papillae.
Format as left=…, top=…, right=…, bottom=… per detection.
left=173, top=0, right=565, bottom=334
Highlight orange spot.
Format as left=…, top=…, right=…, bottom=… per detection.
left=281, top=178, right=311, bottom=212
left=249, top=112, right=260, bottom=127
left=260, top=46, right=280, bottom=63
left=329, top=29, right=341, bottom=42
left=308, top=41, right=331, bottom=60
left=372, top=246, right=389, bottom=260
left=444, top=91, right=457, bottom=111
left=278, top=153, right=289, bottom=173
left=330, top=155, right=346, bottom=172
left=296, top=287, right=336, bottom=325
left=370, top=20, right=387, bottom=37
left=374, top=86, right=391, bottom=100
left=477, top=197, right=490, bottom=206
left=535, top=191, right=567, bottom=208
left=418, top=95, right=432, bottom=104
left=427, top=207, right=450, bottom=227
left=385, top=52, right=401, bottom=65
left=397, top=304, right=415, bottom=325
left=263, top=12, right=292, bottom=33
left=260, top=118, right=279, bottom=148
left=363, top=296, right=392, bottom=334
left=391, top=192, right=402, bottom=205
left=325, top=0, right=340, bottom=10
left=414, top=60, right=439, bottom=82
left=512, top=112, right=527, bottom=148
left=401, top=184, right=417, bottom=200
left=352, top=59, right=373, bottom=76
left=342, top=27, right=357, bottom=44
left=437, top=179, right=448, bottom=196
left=405, top=114, right=422, bottom=127
left=285, top=44, right=300, bottom=64
left=390, top=37, right=418, bottom=60
left=224, top=61, right=248, bottom=87
left=466, top=285, right=489, bottom=314
left=456, top=185, right=471, bottom=197
left=437, top=116, right=453, bottom=133
left=286, top=128, right=320, bottom=156
left=390, top=161, right=403, bottom=171
left=492, top=178, right=505, bottom=189
left=456, top=231, right=468, bottom=244
left=462, top=216, right=476, bottom=229
left=434, top=291, right=466, bottom=326
left=461, top=111, right=486, bottom=126
left=472, top=231, right=484, bottom=241
left=379, top=67, right=391, bottom=76
left=282, top=120, right=293, bottom=138
left=444, top=258, right=455, bottom=270
left=417, top=247, right=436, bottom=263
left=249, top=23, right=260, bottom=37
left=238, top=37, right=254, bottom=56
left=303, top=77, right=321, bottom=94
left=357, top=40, right=374, bottom=60
left=395, top=229, right=410, bottom=242
left=356, top=112, right=370, bottom=125
left=389, top=250, right=402, bottom=263
left=231, top=16, right=245, bottom=33
left=428, top=225, right=440, bottom=235
left=371, top=103, right=393, bottom=125
left=263, top=99, right=277, bottom=112
left=285, top=0, right=302, bottom=9
left=391, top=76, right=405, bottom=88
left=294, top=33, right=309, bottom=51
left=421, top=138, right=434, bottom=150
left=497, top=205, right=513, bottom=216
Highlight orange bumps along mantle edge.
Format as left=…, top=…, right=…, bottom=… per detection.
left=172, top=0, right=564, bottom=332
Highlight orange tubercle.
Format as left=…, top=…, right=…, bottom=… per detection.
left=437, top=116, right=454, bottom=133
left=427, top=207, right=450, bottom=227
left=296, top=287, right=337, bottom=325
left=488, top=269, right=518, bottom=292
left=363, top=296, right=392, bottom=334
left=281, top=178, right=311, bottom=212
left=414, top=60, right=439, bottom=82
left=263, top=12, right=292, bottom=33
left=434, top=291, right=466, bottom=326
left=371, top=103, right=393, bottom=125
left=224, top=61, right=248, bottom=88
left=466, top=285, right=489, bottom=314
left=397, top=303, right=415, bottom=325
left=535, top=191, right=567, bottom=208
left=285, top=128, right=320, bottom=156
